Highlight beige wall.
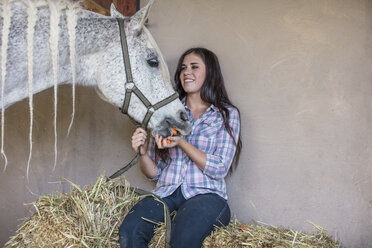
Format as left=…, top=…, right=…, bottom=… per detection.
left=1, top=0, right=371, bottom=247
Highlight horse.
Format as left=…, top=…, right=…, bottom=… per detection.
left=0, top=0, right=191, bottom=178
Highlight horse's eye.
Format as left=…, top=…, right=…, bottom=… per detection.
left=147, top=58, right=159, bottom=67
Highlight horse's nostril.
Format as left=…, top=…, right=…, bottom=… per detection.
left=180, top=111, right=188, bottom=122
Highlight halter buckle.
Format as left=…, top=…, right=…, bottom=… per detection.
left=125, top=82, right=135, bottom=89
left=148, top=107, right=155, bottom=113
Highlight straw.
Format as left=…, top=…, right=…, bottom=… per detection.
left=5, top=175, right=140, bottom=248
left=5, top=175, right=340, bottom=248
left=149, top=219, right=340, bottom=248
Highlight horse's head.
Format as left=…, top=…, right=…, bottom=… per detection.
left=94, top=0, right=191, bottom=137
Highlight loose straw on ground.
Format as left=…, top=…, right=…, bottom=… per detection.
left=5, top=175, right=140, bottom=247
left=6, top=175, right=340, bottom=248
left=150, top=219, right=340, bottom=248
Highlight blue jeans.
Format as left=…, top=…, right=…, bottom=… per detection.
left=119, top=187, right=231, bottom=248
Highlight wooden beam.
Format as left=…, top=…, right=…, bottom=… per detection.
left=84, top=0, right=140, bottom=16
left=114, top=0, right=139, bottom=16
left=90, top=0, right=112, bottom=10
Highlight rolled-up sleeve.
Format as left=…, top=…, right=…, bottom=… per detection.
left=203, top=107, right=240, bottom=180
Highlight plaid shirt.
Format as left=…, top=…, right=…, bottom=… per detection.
left=148, top=100, right=240, bottom=200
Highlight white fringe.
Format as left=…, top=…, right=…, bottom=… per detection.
left=48, top=0, right=64, bottom=171
left=1, top=0, right=11, bottom=172
left=1, top=0, right=83, bottom=176
left=25, top=0, right=38, bottom=181
left=66, top=1, right=79, bottom=136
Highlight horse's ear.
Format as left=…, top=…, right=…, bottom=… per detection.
left=131, top=0, right=155, bottom=36
left=110, top=3, right=124, bottom=18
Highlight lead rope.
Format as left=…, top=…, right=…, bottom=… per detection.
left=108, top=146, right=141, bottom=180
left=108, top=145, right=172, bottom=248
left=108, top=18, right=172, bottom=248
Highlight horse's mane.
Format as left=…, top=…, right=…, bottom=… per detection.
left=0, top=0, right=172, bottom=180
left=0, top=0, right=82, bottom=178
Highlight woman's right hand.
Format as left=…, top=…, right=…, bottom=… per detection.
left=131, top=128, right=148, bottom=156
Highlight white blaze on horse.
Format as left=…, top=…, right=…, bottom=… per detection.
left=0, top=0, right=191, bottom=178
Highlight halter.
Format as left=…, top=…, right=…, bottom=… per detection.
left=114, top=18, right=174, bottom=248
left=117, top=18, right=179, bottom=129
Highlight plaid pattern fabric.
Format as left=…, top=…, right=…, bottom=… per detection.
left=148, top=101, right=240, bottom=200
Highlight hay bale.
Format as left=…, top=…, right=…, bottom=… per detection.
left=5, top=176, right=140, bottom=248
left=6, top=176, right=340, bottom=248
left=149, top=220, right=340, bottom=248
left=202, top=220, right=340, bottom=248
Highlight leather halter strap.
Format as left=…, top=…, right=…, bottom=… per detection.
left=115, top=18, right=174, bottom=248
left=117, top=18, right=179, bottom=129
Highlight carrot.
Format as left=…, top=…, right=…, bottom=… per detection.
left=165, top=128, right=177, bottom=144
left=240, top=224, right=248, bottom=230
left=170, top=127, right=178, bottom=136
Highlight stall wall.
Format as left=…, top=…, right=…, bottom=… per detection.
left=1, top=0, right=371, bottom=247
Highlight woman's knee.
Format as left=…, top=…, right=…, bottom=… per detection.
left=170, top=193, right=231, bottom=247
left=182, top=193, right=231, bottom=226
left=119, top=218, right=155, bottom=248
left=118, top=196, right=167, bottom=247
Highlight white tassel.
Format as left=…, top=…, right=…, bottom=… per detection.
left=48, top=0, right=64, bottom=171
left=66, top=1, right=79, bottom=136
left=25, top=0, right=38, bottom=181
left=1, top=0, right=11, bottom=172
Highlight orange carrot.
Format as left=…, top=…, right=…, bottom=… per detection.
left=166, top=139, right=171, bottom=144
left=170, top=127, right=178, bottom=136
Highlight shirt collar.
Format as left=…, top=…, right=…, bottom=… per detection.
left=181, top=97, right=216, bottom=112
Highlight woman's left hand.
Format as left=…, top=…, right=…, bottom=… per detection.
left=155, top=134, right=183, bottom=149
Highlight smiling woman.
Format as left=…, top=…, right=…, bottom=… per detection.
left=179, top=53, right=207, bottom=99
left=119, top=47, right=242, bottom=248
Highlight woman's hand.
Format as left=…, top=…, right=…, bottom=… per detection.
left=131, top=128, right=148, bottom=155
left=156, top=134, right=207, bottom=171
left=155, top=134, right=184, bottom=149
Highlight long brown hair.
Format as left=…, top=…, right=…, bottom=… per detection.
left=156, top=47, right=242, bottom=173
